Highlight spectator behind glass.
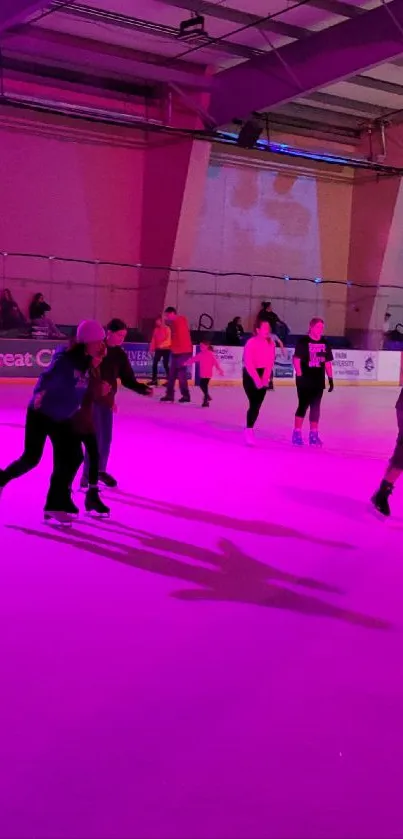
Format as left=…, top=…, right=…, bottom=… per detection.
left=258, top=301, right=289, bottom=343
left=0, top=288, right=26, bottom=331
left=225, top=316, right=245, bottom=346
left=29, top=292, right=64, bottom=338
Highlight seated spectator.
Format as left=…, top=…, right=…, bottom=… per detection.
left=29, top=292, right=64, bottom=338
left=258, top=301, right=289, bottom=343
left=0, top=288, right=26, bottom=332
left=225, top=316, right=245, bottom=346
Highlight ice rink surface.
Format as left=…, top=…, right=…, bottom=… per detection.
left=1, top=382, right=402, bottom=839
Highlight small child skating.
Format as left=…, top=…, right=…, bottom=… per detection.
left=188, top=341, right=224, bottom=406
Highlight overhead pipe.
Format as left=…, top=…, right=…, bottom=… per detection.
left=1, top=89, right=403, bottom=175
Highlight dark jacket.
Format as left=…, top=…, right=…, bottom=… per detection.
left=30, top=300, right=51, bottom=320
left=225, top=321, right=244, bottom=346
left=30, top=346, right=90, bottom=421
left=96, top=345, right=148, bottom=408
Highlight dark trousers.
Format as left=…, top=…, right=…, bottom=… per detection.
left=199, top=378, right=211, bottom=403
left=295, top=382, right=324, bottom=423
left=81, top=433, right=99, bottom=486
left=83, top=403, right=113, bottom=478
left=0, top=407, right=83, bottom=509
left=152, top=349, right=170, bottom=383
left=243, top=369, right=267, bottom=428
left=166, top=353, right=191, bottom=400
left=390, top=407, right=403, bottom=469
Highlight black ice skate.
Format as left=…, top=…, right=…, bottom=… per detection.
left=44, top=510, right=74, bottom=526
left=371, top=480, right=393, bottom=517
left=99, top=471, right=118, bottom=489
left=85, top=487, right=110, bottom=517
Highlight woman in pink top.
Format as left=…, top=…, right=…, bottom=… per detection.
left=243, top=315, right=275, bottom=445
left=188, top=340, right=224, bottom=407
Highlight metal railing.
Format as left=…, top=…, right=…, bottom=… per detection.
left=1, top=250, right=401, bottom=338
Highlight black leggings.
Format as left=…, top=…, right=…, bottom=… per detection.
left=295, top=382, right=324, bottom=423
left=243, top=368, right=267, bottom=428
left=1, top=407, right=83, bottom=508
left=152, top=349, right=170, bottom=382
left=199, top=378, right=211, bottom=401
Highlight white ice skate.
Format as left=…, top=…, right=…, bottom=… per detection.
left=244, top=429, right=256, bottom=447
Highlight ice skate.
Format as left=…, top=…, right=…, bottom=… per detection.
left=65, top=495, right=79, bottom=516
left=202, top=399, right=209, bottom=408
left=371, top=481, right=393, bottom=517
left=99, top=471, right=118, bottom=489
left=178, top=396, right=191, bottom=404
left=160, top=395, right=174, bottom=403
left=44, top=510, right=74, bottom=526
left=309, top=430, right=323, bottom=447
left=292, top=430, right=304, bottom=446
left=85, top=487, right=110, bottom=517
left=245, top=429, right=256, bottom=447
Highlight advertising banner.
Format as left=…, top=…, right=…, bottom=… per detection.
left=213, top=346, right=244, bottom=381
left=332, top=349, right=378, bottom=381
left=0, top=339, right=62, bottom=377
left=125, top=343, right=192, bottom=380
left=274, top=347, right=295, bottom=379
left=124, top=343, right=154, bottom=379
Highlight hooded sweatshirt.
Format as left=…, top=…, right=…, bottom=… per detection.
left=30, top=346, right=90, bottom=421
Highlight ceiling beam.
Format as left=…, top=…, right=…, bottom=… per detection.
left=349, top=74, right=403, bottom=95
left=303, top=90, right=388, bottom=116
left=0, top=0, right=51, bottom=34
left=2, top=27, right=214, bottom=90
left=306, top=0, right=364, bottom=18
left=210, top=0, right=403, bottom=125
left=155, top=0, right=309, bottom=40
left=49, top=2, right=264, bottom=61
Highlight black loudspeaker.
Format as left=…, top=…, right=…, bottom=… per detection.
left=237, top=118, right=263, bottom=149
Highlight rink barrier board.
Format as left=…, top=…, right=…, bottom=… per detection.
left=0, top=340, right=401, bottom=385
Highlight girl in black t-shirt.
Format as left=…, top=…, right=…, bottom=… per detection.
left=292, top=318, right=334, bottom=447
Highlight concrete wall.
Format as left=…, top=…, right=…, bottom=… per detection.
left=185, top=145, right=353, bottom=334
left=0, top=106, right=145, bottom=326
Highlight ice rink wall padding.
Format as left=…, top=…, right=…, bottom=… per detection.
left=0, top=340, right=401, bottom=385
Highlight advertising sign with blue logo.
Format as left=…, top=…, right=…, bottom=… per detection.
left=274, top=347, right=295, bottom=378
left=124, top=344, right=154, bottom=378
left=332, top=350, right=378, bottom=380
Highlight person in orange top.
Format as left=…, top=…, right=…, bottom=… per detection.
left=161, top=307, right=193, bottom=403
left=187, top=340, right=224, bottom=407
left=150, top=316, right=171, bottom=386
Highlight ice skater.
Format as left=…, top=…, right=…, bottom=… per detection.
left=292, top=317, right=334, bottom=447
left=72, top=343, right=111, bottom=517
left=187, top=339, right=224, bottom=406
left=160, top=307, right=193, bottom=404
left=81, top=318, right=152, bottom=490
left=149, top=316, right=171, bottom=386
left=0, top=320, right=105, bottom=522
left=372, top=389, right=403, bottom=516
left=242, top=314, right=275, bottom=446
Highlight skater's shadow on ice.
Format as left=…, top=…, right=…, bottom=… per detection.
left=107, top=490, right=354, bottom=551
left=282, top=485, right=374, bottom=522
left=7, top=521, right=389, bottom=629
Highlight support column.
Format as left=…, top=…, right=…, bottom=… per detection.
left=139, top=131, right=210, bottom=334
left=346, top=167, right=401, bottom=347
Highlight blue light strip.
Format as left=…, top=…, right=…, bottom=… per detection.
left=218, top=131, right=403, bottom=172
